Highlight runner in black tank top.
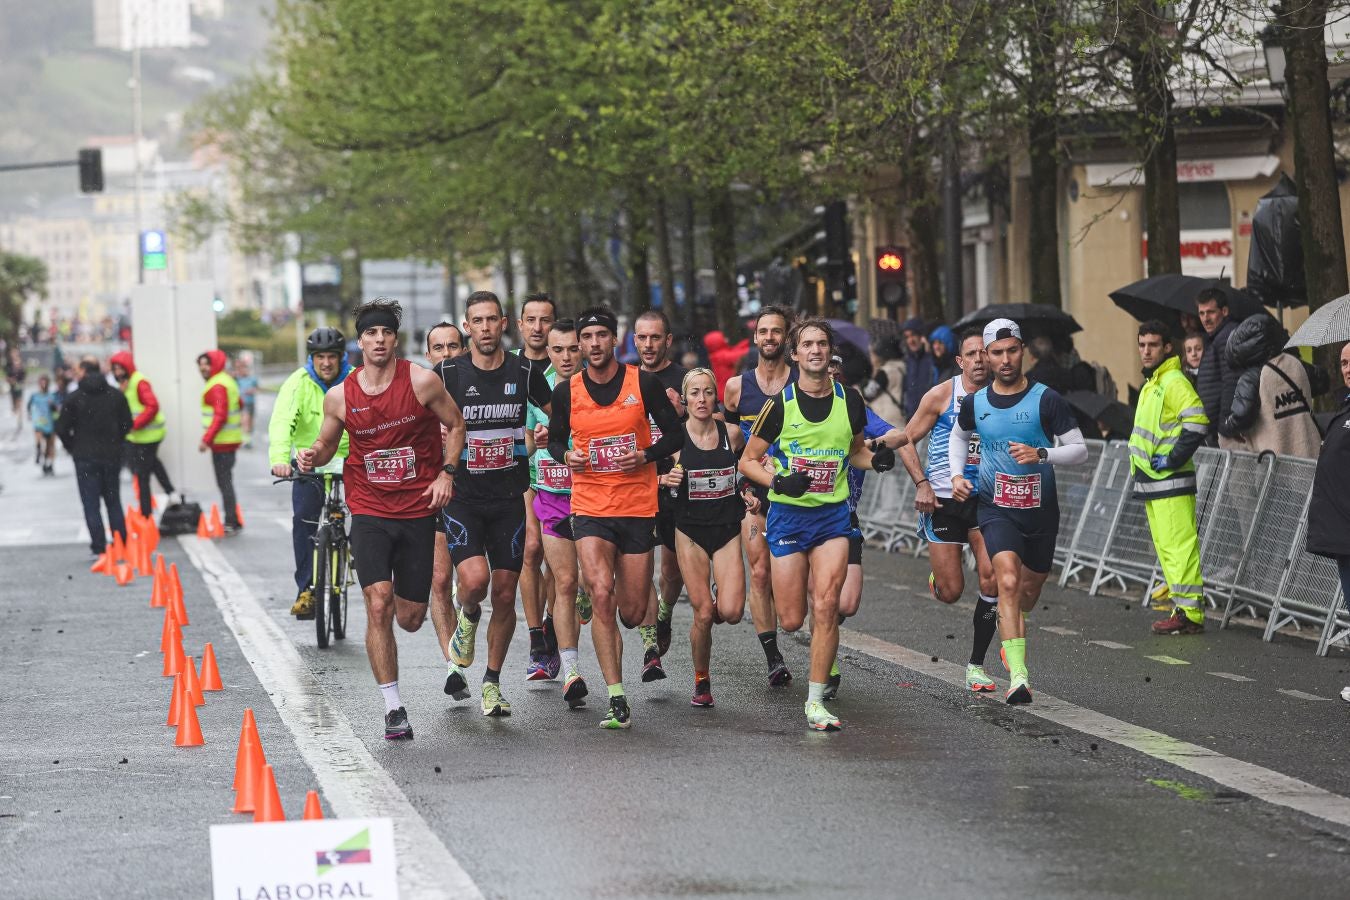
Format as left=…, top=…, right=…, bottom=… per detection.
left=658, top=369, right=748, bottom=708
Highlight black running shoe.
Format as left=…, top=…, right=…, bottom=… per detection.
left=641, top=647, right=667, bottom=682
left=600, top=695, right=631, bottom=729
left=656, top=615, right=672, bottom=658
left=444, top=665, right=470, bottom=700
left=767, top=658, right=793, bottom=687
left=384, top=706, right=413, bottom=740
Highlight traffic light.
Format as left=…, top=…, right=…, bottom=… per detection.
left=78, top=148, right=103, bottom=193
left=875, top=246, right=908, bottom=308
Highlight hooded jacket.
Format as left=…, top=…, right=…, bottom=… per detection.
left=200, top=349, right=243, bottom=452
left=269, top=355, right=352, bottom=469
left=1219, top=315, right=1321, bottom=458
left=1194, top=316, right=1239, bottom=439
left=55, top=370, right=132, bottom=463
left=1307, top=392, right=1350, bottom=558
left=109, top=351, right=163, bottom=435
left=703, top=331, right=749, bottom=401
left=928, top=325, right=958, bottom=383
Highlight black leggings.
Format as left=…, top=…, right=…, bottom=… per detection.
left=212, top=450, right=239, bottom=526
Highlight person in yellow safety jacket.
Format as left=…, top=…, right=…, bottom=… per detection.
left=1130, top=320, right=1210, bottom=635
left=198, top=349, right=244, bottom=534
left=269, top=327, right=352, bottom=618
left=110, top=351, right=177, bottom=516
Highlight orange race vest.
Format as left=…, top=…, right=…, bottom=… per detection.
left=569, top=364, right=656, bottom=518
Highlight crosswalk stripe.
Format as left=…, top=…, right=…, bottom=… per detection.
left=1209, top=672, right=1255, bottom=682
left=1145, top=655, right=1190, bottom=665
left=1089, top=640, right=1133, bottom=650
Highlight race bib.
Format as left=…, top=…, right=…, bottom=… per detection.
left=365, top=447, right=416, bottom=485
left=589, top=433, right=637, bottom=473
left=537, top=457, right=573, bottom=491
left=687, top=466, right=735, bottom=500
left=649, top=417, right=663, bottom=444
left=467, top=434, right=514, bottom=473
left=967, top=434, right=981, bottom=467
left=790, top=456, right=840, bottom=495
left=993, top=471, right=1041, bottom=509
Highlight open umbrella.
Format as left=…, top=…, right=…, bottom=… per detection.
left=826, top=318, right=870, bottom=355
left=1066, top=391, right=1134, bottom=440
left=1109, top=275, right=1265, bottom=326
left=953, top=303, right=1082, bottom=339
left=1286, top=294, right=1350, bottom=348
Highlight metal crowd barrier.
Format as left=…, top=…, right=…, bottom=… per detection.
left=853, top=437, right=1347, bottom=657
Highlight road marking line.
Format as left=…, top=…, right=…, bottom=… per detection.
left=1040, top=626, right=1080, bottom=636
left=839, top=627, right=1350, bottom=830
left=1209, top=672, right=1255, bottom=682
left=1145, top=655, right=1190, bottom=665
left=180, top=536, right=482, bottom=899
left=275, top=517, right=291, bottom=532
left=1089, top=640, right=1133, bottom=650
left=1277, top=689, right=1332, bottom=702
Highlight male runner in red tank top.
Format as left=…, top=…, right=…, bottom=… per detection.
left=298, top=298, right=466, bottom=740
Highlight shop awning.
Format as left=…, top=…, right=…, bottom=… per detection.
left=1085, top=155, right=1280, bottom=188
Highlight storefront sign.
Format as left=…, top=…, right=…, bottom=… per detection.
left=1140, top=228, right=1234, bottom=279
left=1087, top=155, right=1279, bottom=188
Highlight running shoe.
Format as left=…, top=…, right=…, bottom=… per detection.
left=1005, top=676, right=1033, bottom=705
left=1341, top=686, right=1350, bottom=704
left=600, top=695, right=631, bottom=729
left=823, top=662, right=841, bottom=701
left=545, top=646, right=562, bottom=680
left=928, top=571, right=939, bottom=601
left=449, top=609, right=479, bottom=667
left=291, top=588, right=316, bottom=620
left=999, top=646, right=1007, bottom=672
left=481, top=682, right=511, bottom=717
left=525, top=651, right=551, bottom=681
left=564, top=669, right=589, bottom=708
left=804, top=700, right=842, bottom=732
left=767, top=658, right=793, bottom=687
left=575, top=586, right=593, bottom=625
left=384, top=707, right=413, bottom=740
left=691, top=678, right=714, bottom=708
left=1151, top=609, right=1204, bottom=635
left=444, top=663, right=470, bottom=701
left=966, top=664, right=996, bottom=693
left=656, top=614, right=673, bottom=658
left=641, top=647, right=667, bottom=682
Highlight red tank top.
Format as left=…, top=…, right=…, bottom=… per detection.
left=343, top=359, right=442, bottom=518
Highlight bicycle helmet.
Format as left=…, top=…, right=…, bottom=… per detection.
left=307, top=326, right=346, bottom=355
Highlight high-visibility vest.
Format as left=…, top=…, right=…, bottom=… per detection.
left=767, top=380, right=853, bottom=508
left=201, top=371, right=243, bottom=446
left=1129, top=356, right=1207, bottom=495
left=124, top=371, right=166, bottom=444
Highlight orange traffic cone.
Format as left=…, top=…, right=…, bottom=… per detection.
left=114, top=561, right=134, bottom=586
left=200, top=643, right=223, bottom=691
left=150, top=556, right=167, bottom=608
left=108, top=532, right=126, bottom=573
left=235, top=504, right=246, bottom=528
left=151, top=491, right=158, bottom=511
left=196, top=511, right=210, bottom=539
left=232, top=744, right=262, bottom=813
left=169, top=575, right=189, bottom=627
left=163, top=632, right=184, bottom=678
left=254, top=765, right=285, bottom=822
left=132, top=475, right=141, bottom=504
left=144, top=514, right=160, bottom=554
left=174, top=692, right=205, bottom=747
left=183, top=656, right=205, bottom=707
left=232, top=709, right=262, bottom=792
left=208, top=505, right=224, bottom=539
left=166, top=671, right=183, bottom=727
left=90, top=553, right=110, bottom=574
left=160, top=608, right=180, bottom=654
left=302, top=791, right=323, bottom=820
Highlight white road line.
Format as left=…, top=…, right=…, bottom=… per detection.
left=275, top=517, right=291, bottom=532
left=1145, top=655, right=1190, bottom=665
left=1278, top=689, right=1332, bottom=702
left=1039, top=626, right=1080, bottom=636
left=179, top=536, right=482, bottom=900
left=839, top=627, right=1350, bottom=830
left=1209, top=672, right=1255, bottom=682
left=1089, top=640, right=1134, bottom=650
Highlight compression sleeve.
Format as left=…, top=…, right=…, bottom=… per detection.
left=948, top=419, right=972, bottom=478
left=547, top=379, right=571, bottom=463
left=1045, top=427, right=1088, bottom=465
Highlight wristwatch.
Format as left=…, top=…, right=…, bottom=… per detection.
left=1036, top=447, right=1048, bottom=462
left=442, top=463, right=458, bottom=476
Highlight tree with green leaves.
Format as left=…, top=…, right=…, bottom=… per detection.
left=0, top=251, right=48, bottom=345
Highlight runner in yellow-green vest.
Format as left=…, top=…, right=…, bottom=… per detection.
left=110, top=350, right=176, bottom=516
left=198, top=349, right=244, bottom=534
left=1131, top=321, right=1210, bottom=636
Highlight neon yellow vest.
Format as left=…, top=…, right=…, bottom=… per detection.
left=1129, top=356, right=1197, bottom=479
left=124, top=371, right=166, bottom=444
left=201, top=371, right=243, bottom=445
left=768, top=381, right=852, bottom=508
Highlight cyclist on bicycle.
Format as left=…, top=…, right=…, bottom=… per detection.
left=269, top=327, right=352, bottom=618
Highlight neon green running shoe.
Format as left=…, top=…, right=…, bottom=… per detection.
left=576, top=586, right=593, bottom=626
left=600, top=695, right=631, bottom=729
left=805, top=700, right=842, bottom=732
left=965, top=664, right=996, bottom=693
left=449, top=609, right=478, bottom=667
left=481, top=682, right=511, bottom=717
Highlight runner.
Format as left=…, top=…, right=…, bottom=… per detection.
left=437, top=291, right=553, bottom=717
left=197, top=350, right=245, bottom=535
left=657, top=368, right=748, bottom=708
left=635, top=309, right=687, bottom=673
left=740, top=317, right=895, bottom=732
left=421, top=321, right=465, bottom=679
left=297, top=298, right=466, bottom=740
left=26, top=373, right=59, bottom=476
left=268, top=327, right=351, bottom=619
left=110, top=352, right=176, bottom=513
left=896, top=329, right=1000, bottom=693
left=722, top=306, right=795, bottom=686
left=526, top=318, right=590, bottom=706
left=546, top=306, right=684, bottom=729
left=235, top=353, right=259, bottom=449
left=948, top=318, right=1088, bottom=705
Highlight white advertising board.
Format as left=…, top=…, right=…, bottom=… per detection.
left=209, top=818, right=399, bottom=900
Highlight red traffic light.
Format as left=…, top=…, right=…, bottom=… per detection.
left=876, top=249, right=904, bottom=272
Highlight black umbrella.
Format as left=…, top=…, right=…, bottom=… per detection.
left=1109, top=275, right=1266, bottom=328
left=952, top=303, right=1082, bottom=339
left=1066, top=391, right=1134, bottom=439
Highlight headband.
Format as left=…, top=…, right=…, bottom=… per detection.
left=576, top=310, right=618, bottom=337
left=357, top=307, right=400, bottom=335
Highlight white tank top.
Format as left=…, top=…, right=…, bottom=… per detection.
left=925, top=377, right=980, bottom=498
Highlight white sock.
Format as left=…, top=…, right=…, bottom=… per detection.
left=560, top=647, right=579, bottom=674
left=807, top=681, right=825, bottom=704
left=379, top=681, right=402, bottom=713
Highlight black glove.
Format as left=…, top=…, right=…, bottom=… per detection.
left=869, top=440, right=896, bottom=473
left=772, top=471, right=811, bottom=497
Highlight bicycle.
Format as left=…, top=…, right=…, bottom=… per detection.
left=275, top=469, right=353, bottom=649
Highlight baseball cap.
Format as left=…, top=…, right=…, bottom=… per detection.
left=982, top=318, right=1022, bottom=346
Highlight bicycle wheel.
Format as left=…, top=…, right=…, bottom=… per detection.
left=313, top=528, right=332, bottom=649
left=332, top=538, right=349, bottom=641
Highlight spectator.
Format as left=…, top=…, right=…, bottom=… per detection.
left=197, top=349, right=245, bottom=535
left=863, top=334, right=906, bottom=425
left=1219, top=314, right=1321, bottom=457
left=900, top=317, right=935, bottom=418
left=1306, top=343, right=1350, bottom=700
left=1181, top=331, right=1205, bottom=384
left=1026, top=335, right=1073, bottom=394
left=702, top=329, right=749, bottom=400
left=928, top=325, right=958, bottom=382
left=54, top=357, right=132, bottom=558
left=1194, top=288, right=1239, bottom=446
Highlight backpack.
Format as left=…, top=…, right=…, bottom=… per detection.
left=159, top=496, right=203, bottom=536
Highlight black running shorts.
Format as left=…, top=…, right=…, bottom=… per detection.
left=977, top=506, right=1056, bottom=574
left=654, top=509, right=677, bottom=552
left=443, top=495, right=527, bottom=572
left=573, top=514, right=655, bottom=555
left=848, top=531, right=863, bottom=566
left=350, top=514, right=436, bottom=602
left=676, top=521, right=740, bottom=558
left=920, top=496, right=981, bottom=545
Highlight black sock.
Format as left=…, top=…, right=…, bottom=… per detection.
left=758, top=631, right=781, bottom=664
left=483, top=667, right=500, bottom=684
left=543, top=615, right=557, bottom=653
left=970, top=596, right=998, bottom=666
left=464, top=607, right=482, bottom=623
left=529, top=627, right=547, bottom=654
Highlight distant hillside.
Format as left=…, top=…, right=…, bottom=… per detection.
left=0, top=0, right=273, bottom=213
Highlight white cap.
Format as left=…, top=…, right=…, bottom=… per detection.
left=982, top=318, right=1022, bottom=346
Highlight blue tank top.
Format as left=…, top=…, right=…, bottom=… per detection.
left=972, top=381, right=1058, bottom=526
left=737, top=366, right=797, bottom=442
